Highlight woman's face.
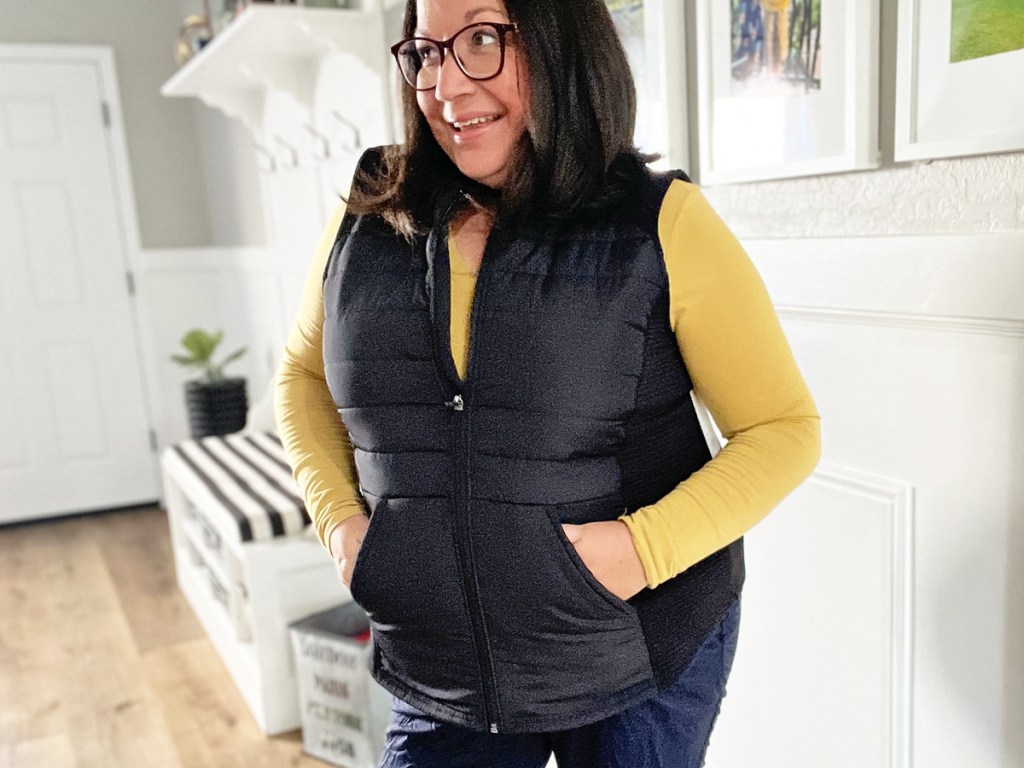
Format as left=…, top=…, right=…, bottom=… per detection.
left=413, top=0, right=530, bottom=189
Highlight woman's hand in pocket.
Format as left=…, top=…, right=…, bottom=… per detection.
left=561, top=520, right=649, bottom=601
left=329, top=513, right=371, bottom=590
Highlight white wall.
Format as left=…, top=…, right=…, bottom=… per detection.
left=704, top=149, right=1024, bottom=238
left=191, top=98, right=270, bottom=247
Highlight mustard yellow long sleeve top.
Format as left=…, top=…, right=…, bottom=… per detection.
left=274, top=180, right=821, bottom=589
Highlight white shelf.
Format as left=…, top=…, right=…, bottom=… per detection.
left=160, top=4, right=391, bottom=135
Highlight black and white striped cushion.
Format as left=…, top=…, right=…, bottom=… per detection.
left=167, top=431, right=309, bottom=543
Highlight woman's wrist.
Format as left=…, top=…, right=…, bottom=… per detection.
left=327, top=512, right=367, bottom=559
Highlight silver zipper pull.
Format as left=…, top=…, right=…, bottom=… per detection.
left=445, top=394, right=464, bottom=411
left=489, top=722, right=499, bottom=733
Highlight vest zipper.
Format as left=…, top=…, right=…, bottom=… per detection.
left=446, top=393, right=501, bottom=733
left=434, top=194, right=503, bottom=733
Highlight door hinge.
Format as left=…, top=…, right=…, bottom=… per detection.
left=101, top=101, right=111, bottom=128
left=149, top=429, right=158, bottom=452
left=125, top=271, right=136, bottom=295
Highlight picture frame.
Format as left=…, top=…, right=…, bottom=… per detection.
left=694, top=0, right=880, bottom=185
left=605, top=0, right=692, bottom=172
left=895, top=0, right=1024, bottom=162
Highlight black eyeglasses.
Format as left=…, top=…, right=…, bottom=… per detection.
left=391, top=22, right=519, bottom=91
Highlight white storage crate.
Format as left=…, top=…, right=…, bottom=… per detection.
left=290, top=603, right=394, bottom=768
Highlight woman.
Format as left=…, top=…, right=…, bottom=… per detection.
left=275, top=0, right=820, bottom=765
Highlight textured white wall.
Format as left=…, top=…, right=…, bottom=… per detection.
left=702, top=152, right=1024, bottom=239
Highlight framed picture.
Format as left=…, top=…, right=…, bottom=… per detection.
left=694, top=0, right=880, bottom=185
left=895, top=0, right=1024, bottom=161
left=604, top=0, right=691, bottom=171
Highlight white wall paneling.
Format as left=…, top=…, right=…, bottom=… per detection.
left=135, top=246, right=292, bottom=458
left=710, top=465, right=914, bottom=767
left=704, top=231, right=1024, bottom=767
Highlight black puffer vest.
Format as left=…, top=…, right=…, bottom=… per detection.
left=322, top=149, right=744, bottom=734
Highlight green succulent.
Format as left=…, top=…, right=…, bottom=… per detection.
left=170, top=329, right=246, bottom=383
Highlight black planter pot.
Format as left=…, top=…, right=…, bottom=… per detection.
left=185, top=377, right=248, bottom=438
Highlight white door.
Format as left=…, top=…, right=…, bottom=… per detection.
left=0, top=52, right=157, bottom=524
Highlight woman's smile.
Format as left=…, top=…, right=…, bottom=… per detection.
left=448, top=113, right=504, bottom=143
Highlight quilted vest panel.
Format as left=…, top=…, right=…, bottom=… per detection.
left=322, top=160, right=744, bottom=734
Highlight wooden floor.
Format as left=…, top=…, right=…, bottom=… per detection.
left=0, top=506, right=325, bottom=767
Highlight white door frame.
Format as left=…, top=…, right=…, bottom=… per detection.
left=0, top=43, right=162, bottom=508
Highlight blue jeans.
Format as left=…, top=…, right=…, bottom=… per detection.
left=377, top=598, right=741, bottom=768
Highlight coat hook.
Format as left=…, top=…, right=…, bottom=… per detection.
left=253, top=141, right=277, bottom=173
left=273, top=135, right=299, bottom=169
left=330, top=110, right=362, bottom=152
left=304, top=122, right=331, bottom=161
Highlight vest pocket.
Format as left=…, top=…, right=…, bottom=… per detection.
left=470, top=501, right=640, bottom=626
left=349, top=495, right=464, bottom=624
left=469, top=500, right=654, bottom=724
left=347, top=500, right=387, bottom=607
left=347, top=494, right=484, bottom=715
left=544, top=508, right=637, bottom=617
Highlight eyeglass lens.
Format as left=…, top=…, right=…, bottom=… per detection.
left=396, top=24, right=505, bottom=89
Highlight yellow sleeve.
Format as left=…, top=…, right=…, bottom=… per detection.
left=274, top=199, right=366, bottom=557
left=618, top=180, right=821, bottom=588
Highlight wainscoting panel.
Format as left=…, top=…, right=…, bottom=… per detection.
left=706, top=231, right=1024, bottom=768
left=709, top=467, right=911, bottom=768
left=134, top=248, right=284, bottom=453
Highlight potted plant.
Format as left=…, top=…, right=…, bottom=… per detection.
left=171, top=329, right=248, bottom=438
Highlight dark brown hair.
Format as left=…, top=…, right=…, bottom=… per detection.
left=346, top=0, right=657, bottom=237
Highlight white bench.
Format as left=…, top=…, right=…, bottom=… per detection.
left=161, top=430, right=347, bottom=735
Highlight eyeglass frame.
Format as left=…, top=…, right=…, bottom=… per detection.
left=390, top=21, right=520, bottom=91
